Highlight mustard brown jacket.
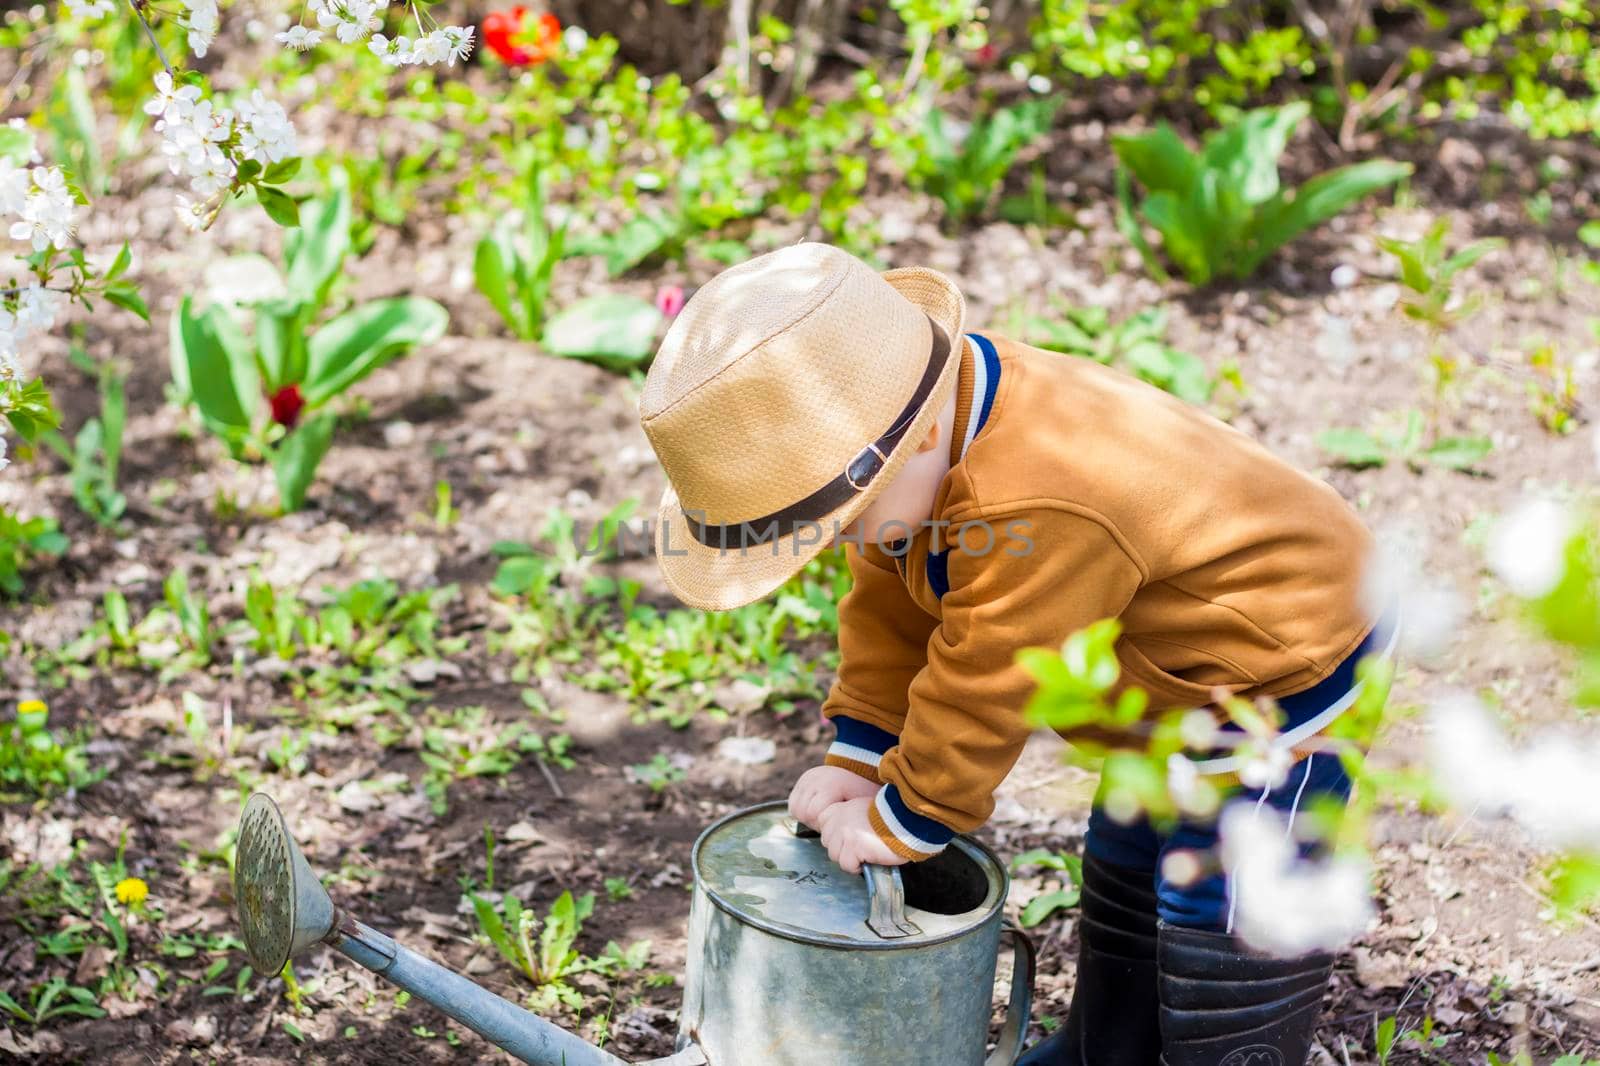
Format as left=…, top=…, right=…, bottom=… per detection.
left=820, top=333, right=1376, bottom=861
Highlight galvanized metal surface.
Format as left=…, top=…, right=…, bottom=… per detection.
left=696, top=803, right=1001, bottom=947
left=234, top=793, right=335, bottom=975
left=681, top=802, right=1034, bottom=1065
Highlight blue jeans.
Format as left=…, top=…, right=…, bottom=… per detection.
left=1083, top=622, right=1387, bottom=932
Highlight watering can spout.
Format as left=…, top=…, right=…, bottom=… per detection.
left=233, top=793, right=703, bottom=1066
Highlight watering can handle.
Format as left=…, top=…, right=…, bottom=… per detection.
left=783, top=817, right=921, bottom=939
left=986, top=919, right=1037, bottom=1065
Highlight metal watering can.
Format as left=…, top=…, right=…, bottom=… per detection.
left=233, top=795, right=1034, bottom=1065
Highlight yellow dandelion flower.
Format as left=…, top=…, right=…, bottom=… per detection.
left=18, top=698, right=47, bottom=715
left=114, top=877, right=149, bottom=906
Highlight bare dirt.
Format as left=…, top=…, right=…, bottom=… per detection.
left=4, top=111, right=1600, bottom=1065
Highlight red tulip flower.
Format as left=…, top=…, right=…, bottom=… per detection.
left=268, top=383, right=306, bottom=428
left=483, top=8, right=562, bottom=67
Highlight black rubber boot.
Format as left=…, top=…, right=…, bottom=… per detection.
left=1017, top=854, right=1161, bottom=1066
left=1158, top=923, right=1334, bottom=1066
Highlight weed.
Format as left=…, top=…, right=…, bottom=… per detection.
left=1114, top=103, right=1410, bottom=285
left=0, top=507, right=68, bottom=600
left=474, top=163, right=566, bottom=341
left=1015, top=302, right=1226, bottom=406
left=1008, top=849, right=1084, bottom=928
left=418, top=705, right=572, bottom=815
left=916, top=97, right=1059, bottom=228
left=1524, top=342, right=1580, bottom=435
left=0, top=699, right=101, bottom=801
left=626, top=752, right=688, bottom=793
left=604, top=877, right=634, bottom=902
left=1318, top=408, right=1492, bottom=473
left=1377, top=217, right=1505, bottom=394
left=42, top=356, right=126, bottom=527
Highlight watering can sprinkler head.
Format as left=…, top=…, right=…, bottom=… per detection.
left=235, top=793, right=337, bottom=975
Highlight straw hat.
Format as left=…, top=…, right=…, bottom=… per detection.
left=639, top=242, right=966, bottom=610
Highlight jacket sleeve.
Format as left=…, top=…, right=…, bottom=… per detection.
left=820, top=541, right=941, bottom=782
left=870, top=509, right=1144, bottom=859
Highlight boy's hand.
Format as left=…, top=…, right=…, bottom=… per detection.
left=817, top=797, right=908, bottom=875
left=787, top=765, right=880, bottom=829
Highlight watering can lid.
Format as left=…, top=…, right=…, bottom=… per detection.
left=691, top=802, right=1005, bottom=948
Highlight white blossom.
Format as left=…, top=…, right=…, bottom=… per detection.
left=1219, top=803, right=1374, bottom=956
left=14, top=285, right=61, bottom=334
left=368, top=33, right=414, bottom=67
left=1362, top=524, right=1462, bottom=658
left=145, top=72, right=202, bottom=122
left=1428, top=695, right=1600, bottom=852
left=8, top=167, right=77, bottom=251
left=235, top=91, right=298, bottom=164
left=1179, top=709, right=1220, bottom=750
left=174, top=195, right=208, bottom=232
left=0, top=158, right=34, bottom=217
left=1487, top=497, right=1572, bottom=599
left=315, top=0, right=380, bottom=44
left=184, top=0, right=220, bottom=57
left=1166, top=753, right=1218, bottom=817
left=276, top=25, right=323, bottom=51
left=0, top=429, right=8, bottom=473
left=0, top=311, right=17, bottom=380
left=437, top=25, right=475, bottom=64
left=1238, top=744, right=1293, bottom=791
left=63, top=0, right=116, bottom=18
left=410, top=29, right=454, bottom=66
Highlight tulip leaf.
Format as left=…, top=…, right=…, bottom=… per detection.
left=169, top=296, right=257, bottom=453
left=541, top=294, right=663, bottom=373
left=271, top=413, right=336, bottom=512
left=304, top=297, right=449, bottom=407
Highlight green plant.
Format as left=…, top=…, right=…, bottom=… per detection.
left=419, top=705, right=572, bottom=815
left=604, top=877, right=634, bottom=902
left=0, top=508, right=68, bottom=600
left=0, top=699, right=101, bottom=801
left=916, top=96, right=1059, bottom=227
left=627, top=752, right=687, bottom=793
left=1113, top=103, right=1410, bottom=285
left=1526, top=342, right=1579, bottom=435
left=1008, top=849, right=1084, bottom=928
left=540, top=294, right=665, bottom=373
left=43, top=358, right=126, bottom=527
left=1317, top=409, right=1492, bottom=473
left=168, top=170, right=449, bottom=510
left=1377, top=219, right=1505, bottom=387
left=1019, top=304, right=1225, bottom=406
left=466, top=889, right=596, bottom=1010
left=474, top=165, right=566, bottom=341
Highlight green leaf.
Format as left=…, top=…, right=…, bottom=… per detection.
left=1142, top=189, right=1212, bottom=285
left=1422, top=435, right=1491, bottom=470
left=1315, top=427, right=1388, bottom=468
left=4, top=378, right=62, bottom=442
left=474, top=234, right=526, bottom=339
left=257, top=186, right=301, bottom=228
left=169, top=297, right=257, bottom=444
left=1438, top=238, right=1505, bottom=280
left=1250, top=161, right=1412, bottom=273
left=1577, top=220, right=1600, bottom=249
left=254, top=299, right=309, bottom=391
left=284, top=169, right=352, bottom=306
left=1020, top=887, right=1081, bottom=928
left=303, top=297, right=448, bottom=407
left=270, top=413, right=336, bottom=512
left=105, top=241, right=132, bottom=281
left=263, top=157, right=302, bottom=184
left=1114, top=168, right=1169, bottom=284
left=541, top=294, right=664, bottom=372
left=1200, top=102, right=1308, bottom=206
left=1110, top=124, right=1199, bottom=196
left=103, top=281, right=148, bottom=321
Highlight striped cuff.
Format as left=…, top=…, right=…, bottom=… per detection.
left=868, top=784, right=956, bottom=860
left=824, top=715, right=899, bottom=781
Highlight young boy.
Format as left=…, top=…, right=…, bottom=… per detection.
left=638, top=242, right=1386, bottom=1066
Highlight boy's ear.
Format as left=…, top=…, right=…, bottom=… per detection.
left=915, top=420, right=941, bottom=454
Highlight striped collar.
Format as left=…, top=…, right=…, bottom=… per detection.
left=948, top=333, right=1002, bottom=467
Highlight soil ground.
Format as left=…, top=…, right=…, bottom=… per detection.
left=4, top=106, right=1600, bottom=1065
